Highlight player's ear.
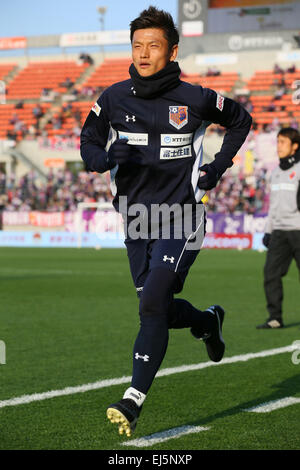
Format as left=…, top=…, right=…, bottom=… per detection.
left=292, top=142, right=299, bottom=154
left=169, top=44, right=178, bottom=62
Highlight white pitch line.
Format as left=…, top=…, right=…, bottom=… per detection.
left=0, top=344, right=297, bottom=410
left=245, top=396, right=300, bottom=413
left=122, top=425, right=210, bottom=448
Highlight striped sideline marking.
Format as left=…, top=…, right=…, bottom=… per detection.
left=245, top=396, right=300, bottom=413
left=122, top=425, right=210, bottom=448
left=0, top=344, right=297, bottom=410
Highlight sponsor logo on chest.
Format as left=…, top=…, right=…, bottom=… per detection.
left=161, top=133, right=193, bottom=146
left=271, top=182, right=296, bottom=192
left=118, top=131, right=148, bottom=145
left=160, top=145, right=192, bottom=159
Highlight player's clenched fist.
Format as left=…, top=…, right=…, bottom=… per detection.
left=107, top=138, right=132, bottom=165
left=198, top=162, right=219, bottom=190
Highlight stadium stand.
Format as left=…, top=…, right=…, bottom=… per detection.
left=6, top=61, right=90, bottom=100
left=2, top=169, right=111, bottom=212
left=83, top=58, right=131, bottom=89
left=181, top=71, right=239, bottom=93
left=0, top=63, right=17, bottom=81
left=2, top=56, right=298, bottom=141
left=1, top=167, right=269, bottom=214
left=0, top=103, right=51, bottom=140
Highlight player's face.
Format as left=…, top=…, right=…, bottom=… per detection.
left=132, top=28, right=178, bottom=77
left=277, top=135, right=298, bottom=158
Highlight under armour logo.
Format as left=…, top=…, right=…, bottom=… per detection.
left=163, top=255, right=175, bottom=263
left=131, top=86, right=136, bottom=96
left=135, top=353, right=149, bottom=362
left=126, top=114, right=136, bottom=122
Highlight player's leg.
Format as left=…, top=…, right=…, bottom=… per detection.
left=164, top=242, right=225, bottom=363
left=107, top=265, right=178, bottom=436
left=290, top=230, right=300, bottom=301
left=106, top=237, right=150, bottom=436
left=258, top=230, right=293, bottom=328
left=290, top=230, right=300, bottom=272
left=131, top=266, right=178, bottom=394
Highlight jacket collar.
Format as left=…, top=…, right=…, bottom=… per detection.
left=129, top=61, right=181, bottom=99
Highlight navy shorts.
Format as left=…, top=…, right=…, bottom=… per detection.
left=124, top=206, right=206, bottom=295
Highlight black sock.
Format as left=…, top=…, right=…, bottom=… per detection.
left=168, top=298, right=214, bottom=337
left=130, top=267, right=177, bottom=395
left=131, top=314, right=169, bottom=395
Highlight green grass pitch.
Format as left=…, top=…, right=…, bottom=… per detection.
left=0, top=247, right=299, bottom=450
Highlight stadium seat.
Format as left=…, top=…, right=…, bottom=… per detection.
left=6, top=62, right=90, bottom=100
left=82, top=58, right=132, bottom=89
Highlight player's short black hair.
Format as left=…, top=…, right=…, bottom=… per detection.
left=278, top=127, right=300, bottom=148
left=130, top=6, right=179, bottom=52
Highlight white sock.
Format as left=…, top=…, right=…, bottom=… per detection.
left=123, top=387, right=146, bottom=407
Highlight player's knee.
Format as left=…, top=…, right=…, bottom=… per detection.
left=139, top=267, right=178, bottom=317
left=139, top=285, right=167, bottom=317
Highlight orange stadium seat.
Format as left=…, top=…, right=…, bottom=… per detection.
left=6, top=62, right=89, bottom=100
left=83, top=58, right=132, bottom=89
left=0, top=63, right=17, bottom=81
left=181, top=71, right=239, bottom=92
left=0, top=103, right=51, bottom=138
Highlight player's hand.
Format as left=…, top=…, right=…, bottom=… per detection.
left=107, top=138, right=132, bottom=165
left=262, top=233, right=271, bottom=248
left=197, top=162, right=219, bottom=190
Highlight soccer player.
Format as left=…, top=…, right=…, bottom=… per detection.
left=257, top=127, right=300, bottom=329
left=80, top=6, right=252, bottom=437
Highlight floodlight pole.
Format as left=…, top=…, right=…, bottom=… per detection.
left=97, top=6, right=107, bottom=60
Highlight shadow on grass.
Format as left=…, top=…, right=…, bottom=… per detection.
left=189, top=373, right=300, bottom=428
left=284, top=322, right=300, bottom=329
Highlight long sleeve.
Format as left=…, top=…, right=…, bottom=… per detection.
left=199, top=88, right=252, bottom=175
left=264, top=213, right=273, bottom=234
left=80, top=94, right=114, bottom=173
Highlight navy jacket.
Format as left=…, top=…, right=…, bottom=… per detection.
left=80, top=78, right=252, bottom=211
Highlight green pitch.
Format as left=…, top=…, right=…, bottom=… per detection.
left=0, top=247, right=299, bottom=450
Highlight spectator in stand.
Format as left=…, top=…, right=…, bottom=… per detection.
left=206, top=66, right=220, bottom=76
left=266, top=100, right=276, bottom=112
left=41, top=87, right=52, bottom=97
left=287, top=64, right=296, bottom=73
left=0, top=193, right=8, bottom=229
left=50, top=113, right=63, bottom=130
left=33, top=104, right=44, bottom=121
left=15, top=101, right=24, bottom=109
left=78, top=52, right=94, bottom=65
left=79, top=85, right=97, bottom=98
left=6, top=130, right=17, bottom=141
left=72, top=123, right=81, bottom=137
left=10, top=113, right=20, bottom=125
left=273, top=63, right=284, bottom=74
left=274, top=85, right=286, bottom=101
left=61, top=77, right=74, bottom=90
left=61, top=103, right=73, bottom=118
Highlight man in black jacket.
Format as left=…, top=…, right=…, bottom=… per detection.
left=80, top=6, right=252, bottom=437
